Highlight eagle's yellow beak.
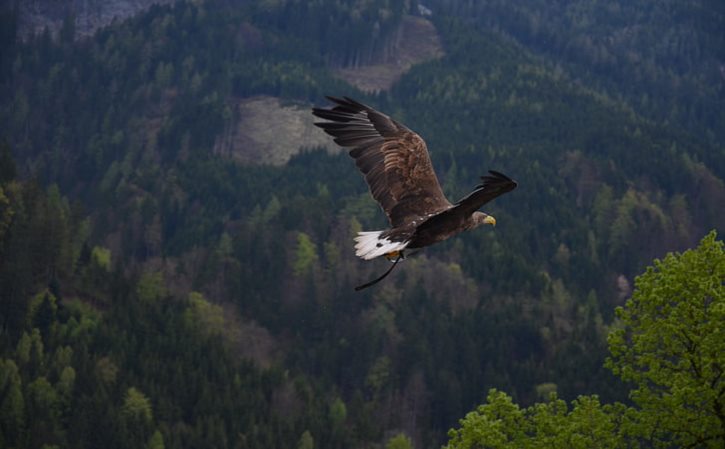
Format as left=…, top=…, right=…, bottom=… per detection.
left=484, top=215, right=496, bottom=226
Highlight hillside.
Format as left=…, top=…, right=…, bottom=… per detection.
left=335, top=15, right=444, bottom=92
left=213, top=96, right=339, bottom=165
left=0, top=1, right=723, bottom=448
left=426, top=0, right=725, bottom=147
left=3, top=0, right=175, bottom=39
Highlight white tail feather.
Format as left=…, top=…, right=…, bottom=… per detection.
left=354, top=231, right=408, bottom=260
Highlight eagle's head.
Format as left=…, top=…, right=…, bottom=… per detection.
left=472, top=211, right=496, bottom=228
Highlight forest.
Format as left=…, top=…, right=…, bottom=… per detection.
left=0, top=0, right=723, bottom=448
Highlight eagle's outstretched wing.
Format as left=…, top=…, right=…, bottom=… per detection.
left=313, top=96, right=451, bottom=228
left=452, top=170, right=518, bottom=216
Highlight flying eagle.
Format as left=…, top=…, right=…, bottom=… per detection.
left=312, top=96, right=517, bottom=289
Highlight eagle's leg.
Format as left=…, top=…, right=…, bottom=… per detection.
left=354, top=255, right=403, bottom=291
left=385, top=250, right=404, bottom=262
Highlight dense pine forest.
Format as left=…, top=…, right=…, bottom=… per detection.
left=1, top=0, right=723, bottom=448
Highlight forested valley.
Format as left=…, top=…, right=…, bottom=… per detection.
left=0, top=1, right=723, bottom=448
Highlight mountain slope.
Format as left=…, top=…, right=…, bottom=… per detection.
left=427, top=0, right=725, bottom=147
left=4, top=0, right=175, bottom=39
left=1, top=0, right=723, bottom=447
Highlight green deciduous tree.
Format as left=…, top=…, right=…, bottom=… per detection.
left=91, top=246, right=112, bottom=271
left=121, top=387, right=155, bottom=448
left=27, top=376, right=60, bottom=445
left=184, top=291, right=225, bottom=336
left=16, top=328, right=44, bottom=373
left=147, top=429, right=165, bottom=449
left=329, top=396, right=347, bottom=432
left=121, top=387, right=153, bottom=424
left=386, top=432, right=413, bottom=449
left=136, top=271, right=167, bottom=302
left=607, top=230, right=725, bottom=448
left=444, top=389, right=631, bottom=449
left=447, top=231, right=725, bottom=448
left=297, top=430, right=314, bottom=449
left=293, top=232, right=318, bottom=277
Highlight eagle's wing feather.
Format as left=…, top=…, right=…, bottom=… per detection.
left=452, top=170, right=518, bottom=216
left=313, top=96, right=451, bottom=228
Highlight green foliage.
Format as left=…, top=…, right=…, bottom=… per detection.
left=27, top=376, right=60, bottom=436
left=59, top=298, right=101, bottom=343
left=27, top=290, right=57, bottom=330
left=91, top=246, right=112, bottom=271
left=293, top=232, right=319, bottom=277
left=446, top=231, right=725, bottom=448
left=297, top=430, right=314, bottom=449
left=445, top=389, right=630, bottom=449
left=136, top=271, right=167, bottom=302
left=147, top=430, right=165, bottom=449
left=16, top=328, right=44, bottom=368
left=121, top=387, right=155, bottom=448
left=122, top=387, right=153, bottom=424
left=386, top=432, right=413, bottom=449
left=184, top=291, right=225, bottom=336
left=0, top=177, right=91, bottom=334
left=606, top=230, right=725, bottom=447
left=56, top=365, right=76, bottom=397
left=366, top=355, right=392, bottom=394
left=95, top=356, right=119, bottom=386
left=329, top=396, right=348, bottom=430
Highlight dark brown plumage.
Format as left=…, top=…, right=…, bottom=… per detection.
left=312, top=96, right=517, bottom=266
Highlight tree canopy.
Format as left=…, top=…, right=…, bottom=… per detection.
left=607, top=230, right=725, bottom=448
left=446, top=231, right=725, bottom=448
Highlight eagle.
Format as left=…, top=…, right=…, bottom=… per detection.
left=312, top=96, right=517, bottom=289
